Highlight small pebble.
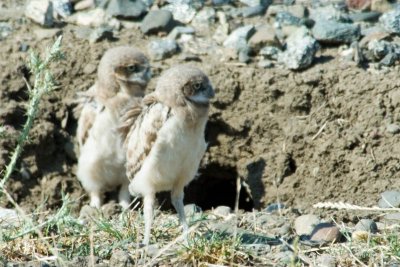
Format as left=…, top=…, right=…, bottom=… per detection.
left=355, top=219, right=378, bottom=233
left=294, top=214, right=320, bottom=236
left=310, top=223, right=341, bottom=243
left=212, top=205, right=232, bottom=217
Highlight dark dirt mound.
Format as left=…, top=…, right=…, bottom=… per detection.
left=1, top=16, right=400, bottom=215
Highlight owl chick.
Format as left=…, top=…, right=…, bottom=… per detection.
left=76, top=46, right=151, bottom=209
left=121, top=65, right=215, bottom=245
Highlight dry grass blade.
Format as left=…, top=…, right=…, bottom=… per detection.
left=313, top=201, right=400, bottom=212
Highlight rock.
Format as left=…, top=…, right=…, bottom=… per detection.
left=239, top=0, right=271, bottom=7
left=316, top=254, right=336, bottom=267
left=33, top=28, right=62, bottom=40
left=258, top=59, right=274, bottom=68
left=384, top=212, right=400, bottom=222
left=89, top=26, right=114, bottom=43
left=260, top=46, right=281, bottom=60
left=78, top=205, right=100, bottom=224
left=163, top=3, right=197, bottom=24
left=223, top=25, right=255, bottom=52
left=355, top=219, right=378, bottom=233
left=146, top=244, right=160, bottom=257
left=109, top=249, right=132, bottom=267
left=380, top=53, right=398, bottom=67
left=275, top=12, right=302, bottom=26
left=184, top=203, right=202, bottom=217
left=346, top=0, right=371, bottom=10
left=141, top=10, right=174, bottom=35
left=74, top=0, right=96, bottom=11
left=0, top=208, right=20, bottom=227
left=380, top=10, right=400, bottom=34
left=25, top=0, right=54, bottom=27
left=347, top=11, right=381, bottom=22
left=19, top=43, right=29, bottom=52
left=148, top=39, right=179, bottom=60
left=53, top=0, right=73, bottom=18
left=165, top=0, right=204, bottom=9
left=278, top=27, right=319, bottom=70
left=265, top=203, right=285, bottom=213
left=308, top=5, right=345, bottom=23
left=368, top=40, right=394, bottom=60
left=360, top=31, right=390, bottom=47
left=0, top=23, right=12, bottom=40
left=378, top=190, right=400, bottom=208
left=168, top=26, right=195, bottom=40
left=212, top=205, right=232, bottom=217
left=294, top=214, right=320, bottom=236
left=249, top=25, right=279, bottom=51
left=238, top=47, right=251, bottom=63
left=192, top=7, right=216, bottom=28
left=106, top=0, right=147, bottom=19
left=212, top=0, right=231, bottom=5
left=312, top=20, right=361, bottom=44
left=310, top=223, right=341, bottom=243
left=371, top=0, right=393, bottom=12
left=240, top=5, right=266, bottom=18
left=387, top=124, right=400, bottom=134
left=67, top=8, right=108, bottom=27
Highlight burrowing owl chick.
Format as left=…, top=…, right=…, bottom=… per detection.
left=76, top=46, right=151, bottom=209
left=121, top=65, right=215, bottom=245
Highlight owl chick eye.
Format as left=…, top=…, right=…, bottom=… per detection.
left=127, top=65, right=138, bottom=72
left=192, top=82, right=202, bottom=90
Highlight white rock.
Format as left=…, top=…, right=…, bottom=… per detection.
left=66, top=8, right=110, bottom=27
left=25, top=0, right=54, bottom=27
left=0, top=207, right=20, bottom=227
left=294, top=214, right=320, bottom=236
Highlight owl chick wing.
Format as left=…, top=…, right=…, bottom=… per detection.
left=121, top=94, right=171, bottom=181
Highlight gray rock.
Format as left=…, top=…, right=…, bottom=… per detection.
left=192, top=7, right=216, bottom=28
left=163, top=3, right=197, bottom=24
left=279, top=27, right=319, bottom=70
left=368, top=40, right=394, bottom=60
left=238, top=46, right=251, bottom=63
left=347, top=11, right=381, bottom=22
left=25, top=0, right=54, bottom=27
left=258, top=59, right=274, bottom=68
left=168, top=26, right=195, bottom=39
left=212, top=205, right=232, bottom=217
left=106, top=0, right=147, bottom=19
left=316, top=254, right=336, bottom=267
left=0, top=208, right=20, bottom=227
left=0, top=23, right=12, bottom=40
left=240, top=5, right=266, bottom=18
left=355, top=219, right=378, bottom=233
left=380, top=9, right=400, bottom=34
left=89, top=26, right=114, bottom=43
left=384, top=212, right=400, bottom=222
left=260, top=46, right=281, bottom=60
left=53, top=0, right=73, bottom=18
left=378, top=190, right=400, bottom=208
left=212, top=0, right=231, bottom=5
left=239, top=0, right=271, bottom=7
left=265, top=203, right=285, bottom=213
left=380, top=53, right=398, bottom=67
left=109, top=249, right=132, bottom=267
left=308, top=5, right=345, bottom=23
left=33, top=28, right=62, bottom=40
left=141, top=10, right=174, bottom=34
left=223, top=25, right=255, bottom=52
left=387, top=123, right=400, bottom=134
left=184, top=203, right=202, bottom=217
left=275, top=11, right=302, bottom=26
left=148, top=39, right=179, bottom=60
left=294, top=214, right=320, bottom=236
left=312, top=20, right=361, bottom=44
left=310, top=223, right=341, bottom=243
left=166, top=0, right=204, bottom=9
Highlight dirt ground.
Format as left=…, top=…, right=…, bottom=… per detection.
left=1, top=3, right=400, bottom=217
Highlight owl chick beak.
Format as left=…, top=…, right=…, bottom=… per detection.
left=128, top=66, right=152, bottom=86
left=188, top=84, right=215, bottom=106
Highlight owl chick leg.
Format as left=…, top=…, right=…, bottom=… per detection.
left=171, top=189, right=188, bottom=237
left=143, top=194, right=155, bottom=245
left=118, top=182, right=131, bottom=209
left=90, top=191, right=102, bottom=208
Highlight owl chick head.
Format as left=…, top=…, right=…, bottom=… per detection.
left=97, top=46, right=151, bottom=98
left=155, top=65, right=214, bottom=109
